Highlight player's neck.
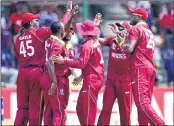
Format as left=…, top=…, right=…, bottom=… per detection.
left=52, top=34, right=62, bottom=40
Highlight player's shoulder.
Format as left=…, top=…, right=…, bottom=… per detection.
left=36, top=27, right=50, bottom=33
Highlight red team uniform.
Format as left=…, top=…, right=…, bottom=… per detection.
left=40, top=35, right=74, bottom=125
left=64, top=36, right=104, bottom=125
left=14, top=25, right=51, bottom=125
left=97, top=37, right=132, bottom=125
left=128, top=22, right=165, bottom=125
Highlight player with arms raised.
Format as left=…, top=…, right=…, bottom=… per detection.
left=122, top=8, right=165, bottom=125
left=14, top=1, right=74, bottom=125
left=52, top=20, right=104, bottom=125
left=94, top=13, right=132, bottom=125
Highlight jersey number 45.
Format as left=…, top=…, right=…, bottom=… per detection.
left=20, top=40, right=34, bottom=57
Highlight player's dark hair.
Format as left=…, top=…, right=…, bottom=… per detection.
left=50, top=21, right=63, bottom=35
left=19, top=22, right=30, bottom=35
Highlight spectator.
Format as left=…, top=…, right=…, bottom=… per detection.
left=6, top=2, right=25, bottom=36
left=39, top=5, right=58, bottom=27
left=162, top=36, right=174, bottom=86
left=158, top=2, right=174, bottom=86
left=158, top=2, right=174, bottom=32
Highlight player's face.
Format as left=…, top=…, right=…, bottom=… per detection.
left=130, top=15, right=140, bottom=26
left=60, top=27, right=65, bottom=39
left=64, top=29, right=74, bottom=41
left=31, top=19, right=39, bottom=29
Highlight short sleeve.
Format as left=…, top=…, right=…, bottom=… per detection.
left=103, top=37, right=113, bottom=46
left=49, top=42, right=63, bottom=58
left=128, top=26, right=140, bottom=41
left=36, top=27, right=52, bottom=42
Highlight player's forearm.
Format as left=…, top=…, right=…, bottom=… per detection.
left=98, top=38, right=106, bottom=46
left=47, top=59, right=57, bottom=84
left=64, top=59, right=86, bottom=69
left=122, top=44, right=132, bottom=53
left=64, top=16, right=73, bottom=32
left=61, top=12, right=71, bottom=25
left=122, top=40, right=137, bottom=53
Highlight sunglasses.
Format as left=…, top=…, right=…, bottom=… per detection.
left=118, top=26, right=126, bottom=31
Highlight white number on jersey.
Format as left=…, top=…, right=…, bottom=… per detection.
left=146, top=34, right=155, bottom=50
left=97, top=47, right=104, bottom=64
left=20, top=40, right=34, bottom=57
left=144, top=29, right=155, bottom=50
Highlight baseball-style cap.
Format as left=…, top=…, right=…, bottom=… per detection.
left=128, top=8, right=148, bottom=20
left=22, top=12, right=40, bottom=25
left=76, top=20, right=100, bottom=36
left=115, top=21, right=131, bottom=30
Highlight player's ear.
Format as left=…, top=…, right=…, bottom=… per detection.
left=30, top=21, right=33, bottom=26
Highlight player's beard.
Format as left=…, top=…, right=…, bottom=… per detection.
left=33, top=24, right=39, bottom=29
left=130, top=20, right=137, bottom=26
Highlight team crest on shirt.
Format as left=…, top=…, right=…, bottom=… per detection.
left=111, top=43, right=117, bottom=50
left=60, top=89, right=64, bottom=95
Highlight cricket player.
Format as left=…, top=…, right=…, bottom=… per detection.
left=14, top=1, right=75, bottom=125
left=94, top=13, right=132, bottom=125
left=122, top=8, right=165, bottom=125
left=40, top=5, right=79, bottom=125
left=14, top=12, right=51, bottom=125
left=52, top=20, right=104, bottom=125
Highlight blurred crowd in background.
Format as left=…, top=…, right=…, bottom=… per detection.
left=1, top=0, right=174, bottom=87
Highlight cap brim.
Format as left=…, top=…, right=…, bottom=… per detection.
left=128, top=8, right=135, bottom=13
left=33, top=14, right=40, bottom=19
left=76, top=23, right=100, bottom=36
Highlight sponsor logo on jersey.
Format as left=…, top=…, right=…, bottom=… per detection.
left=112, top=52, right=126, bottom=59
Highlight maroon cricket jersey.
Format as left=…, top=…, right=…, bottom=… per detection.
left=64, top=42, right=75, bottom=59
left=128, top=22, right=156, bottom=69
left=45, top=35, right=72, bottom=77
left=104, top=37, right=131, bottom=80
left=14, top=27, right=51, bottom=68
left=64, top=37, right=104, bottom=81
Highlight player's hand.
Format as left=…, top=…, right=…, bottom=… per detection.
left=94, top=13, right=103, bottom=26
left=66, top=1, right=72, bottom=12
left=117, top=30, right=128, bottom=43
left=71, top=5, right=79, bottom=17
left=109, top=23, right=119, bottom=34
left=72, top=76, right=82, bottom=86
left=48, top=82, right=57, bottom=96
left=51, top=55, right=64, bottom=64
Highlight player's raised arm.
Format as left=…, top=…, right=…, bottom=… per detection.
left=64, top=5, right=79, bottom=32
left=93, top=13, right=111, bottom=46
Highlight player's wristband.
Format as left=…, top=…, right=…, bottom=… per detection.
left=66, top=9, right=71, bottom=12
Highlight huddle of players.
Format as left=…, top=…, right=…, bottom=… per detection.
left=14, top=0, right=166, bottom=125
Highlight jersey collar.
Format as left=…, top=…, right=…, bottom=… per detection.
left=136, top=21, right=147, bottom=26
left=50, top=35, right=65, bottom=45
